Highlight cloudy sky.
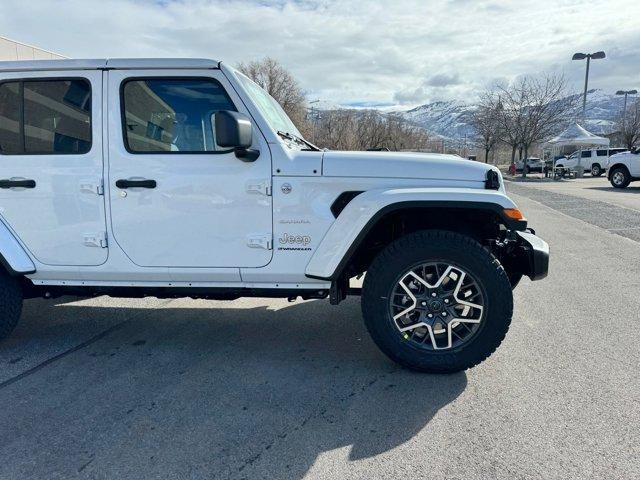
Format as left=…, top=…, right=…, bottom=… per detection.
left=1, top=0, right=639, bottom=109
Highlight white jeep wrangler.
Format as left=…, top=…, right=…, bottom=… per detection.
left=0, top=58, right=549, bottom=373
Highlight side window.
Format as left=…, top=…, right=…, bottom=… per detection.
left=581, top=150, right=591, bottom=158
left=0, top=79, right=91, bottom=155
left=121, top=78, right=236, bottom=153
left=0, top=82, right=21, bottom=154
left=596, top=149, right=608, bottom=156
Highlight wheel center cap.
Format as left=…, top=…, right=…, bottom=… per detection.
left=429, top=299, right=443, bottom=312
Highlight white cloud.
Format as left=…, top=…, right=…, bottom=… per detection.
left=1, top=0, right=639, bottom=107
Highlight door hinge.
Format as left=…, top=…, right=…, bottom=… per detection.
left=247, top=234, right=273, bottom=250
left=246, top=179, right=272, bottom=196
left=84, top=232, right=108, bottom=248
left=80, top=180, right=104, bottom=195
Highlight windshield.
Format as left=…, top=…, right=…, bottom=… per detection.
left=235, top=71, right=301, bottom=137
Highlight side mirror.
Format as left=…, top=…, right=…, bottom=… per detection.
left=213, top=111, right=260, bottom=162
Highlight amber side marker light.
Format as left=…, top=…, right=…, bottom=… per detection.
left=503, top=208, right=525, bottom=220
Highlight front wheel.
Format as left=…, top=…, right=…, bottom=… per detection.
left=610, top=167, right=631, bottom=188
left=361, top=230, right=513, bottom=373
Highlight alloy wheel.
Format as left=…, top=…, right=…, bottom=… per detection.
left=612, top=171, right=625, bottom=186
left=389, top=262, right=485, bottom=350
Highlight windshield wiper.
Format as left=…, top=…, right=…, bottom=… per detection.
left=277, top=131, right=320, bottom=151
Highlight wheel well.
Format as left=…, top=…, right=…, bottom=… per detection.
left=340, top=206, right=504, bottom=279
left=608, top=163, right=629, bottom=178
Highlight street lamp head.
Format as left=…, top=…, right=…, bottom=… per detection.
left=630, top=89, right=638, bottom=95
left=591, top=51, right=606, bottom=60
left=572, top=53, right=587, bottom=60
left=616, top=90, right=626, bottom=95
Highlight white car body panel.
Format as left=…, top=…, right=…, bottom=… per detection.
left=305, top=187, right=517, bottom=279
left=106, top=69, right=273, bottom=270
left=322, top=151, right=490, bottom=181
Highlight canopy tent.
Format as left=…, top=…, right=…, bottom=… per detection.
left=542, top=123, right=610, bottom=177
left=546, top=122, right=610, bottom=147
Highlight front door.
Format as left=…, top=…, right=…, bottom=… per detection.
left=0, top=70, right=107, bottom=266
left=107, top=70, right=273, bottom=268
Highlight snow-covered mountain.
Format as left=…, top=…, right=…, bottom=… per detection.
left=395, top=89, right=630, bottom=140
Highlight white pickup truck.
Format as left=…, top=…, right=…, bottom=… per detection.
left=606, top=149, right=640, bottom=188
left=0, top=58, right=549, bottom=372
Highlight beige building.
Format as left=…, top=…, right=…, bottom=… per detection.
left=0, top=36, right=65, bottom=61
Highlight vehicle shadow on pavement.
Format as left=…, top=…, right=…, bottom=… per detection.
left=1, top=297, right=467, bottom=480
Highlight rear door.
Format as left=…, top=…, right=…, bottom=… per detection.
left=106, top=69, right=273, bottom=268
left=0, top=70, right=107, bottom=266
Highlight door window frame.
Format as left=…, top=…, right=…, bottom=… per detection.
left=119, top=76, right=238, bottom=155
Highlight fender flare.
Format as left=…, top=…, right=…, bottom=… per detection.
left=0, top=218, right=36, bottom=276
left=305, top=187, right=524, bottom=281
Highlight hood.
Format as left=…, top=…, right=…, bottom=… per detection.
left=321, top=151, right=495, bottom=183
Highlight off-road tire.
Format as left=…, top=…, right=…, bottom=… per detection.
left=0, top=272, right=23, bottom=340
left=361, top=230, right=513, bottom=373
left=610, top=166, right=631, bottom=189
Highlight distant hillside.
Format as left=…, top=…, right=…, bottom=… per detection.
left=394, top=89, right=629, bottom=140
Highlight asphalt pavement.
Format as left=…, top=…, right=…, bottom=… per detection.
left=0, top=185, right=638, bottom=479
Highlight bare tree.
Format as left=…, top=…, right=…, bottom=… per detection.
left=617, top=99, right=640, bottom=149
left=494, top=84, right=527, bottom=168
left=310, top=109, right=431, bottom=151
left=237, top=57, right=310, bottom=134
left=494, top=74, right=576, bottom=176
left=469, top=92, right=502, bottom=163
left=518, top=75, right=576, bottom=176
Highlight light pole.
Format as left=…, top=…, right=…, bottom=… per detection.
left=616, top=89, right=638, bottom=127
left=572, top=51, right=606, bottom=120
left=309, top=99, right=319, bottom=141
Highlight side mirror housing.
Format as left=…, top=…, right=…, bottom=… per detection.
left=214, top=111, right=259, bottom=162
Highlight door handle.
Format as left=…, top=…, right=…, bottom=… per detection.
left=115, top=179, right=157, bottom=189
left=0, top=179, right=36, bottom=189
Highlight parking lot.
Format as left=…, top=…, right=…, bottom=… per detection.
left=1, top=179, right=639, bottom=480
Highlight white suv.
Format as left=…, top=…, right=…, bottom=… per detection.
left=0, top=58, right=549, bottom=373
left=555, top=148, right=627, bottom=177
left=607, top=149, right=640, bottom=188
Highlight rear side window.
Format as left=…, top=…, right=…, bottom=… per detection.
left=596, top=149, right=608, bottom=156
left=0, top=79, right=91, bottom=155
left=121, top=78, right=236, bottom=153
left=581, top=150, right=591, bottom=158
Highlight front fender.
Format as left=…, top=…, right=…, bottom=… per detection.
left=0, top=218, right=36, bottom=276
left=305, top=187, right=522, bottom=280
